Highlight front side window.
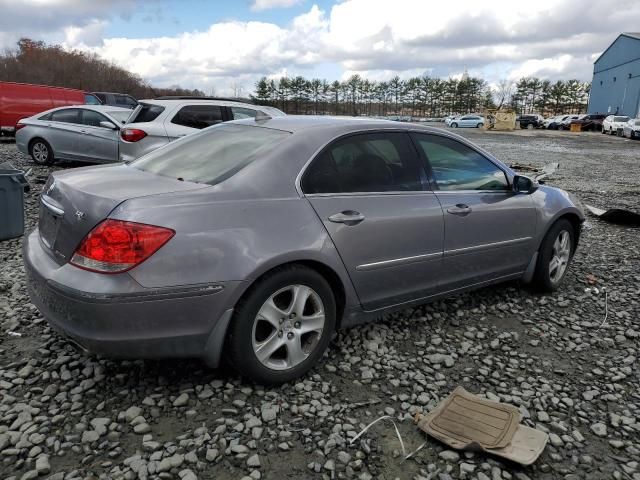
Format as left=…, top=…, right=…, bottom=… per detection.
left=231, top=107, right=257, bottom=119
left=413, top=134, right=509, bottom=191
left=131, top=124, right=290, bottom=185
left=302, top=132, right=424, bottom=194
left=50, top=108, right=81, bottom=124
left=171, top=105, right=223, bottom=129
left=81, top=109, right=109, bottom=127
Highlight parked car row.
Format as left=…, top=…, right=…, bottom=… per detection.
left=15, top=97, right=286, bottom=164
left=602, top=116, right=640, bottom=139
left=0, top=81, right=140, bottom=136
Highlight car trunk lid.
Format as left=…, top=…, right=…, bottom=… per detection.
left=39, top=164, right=207, bottom=264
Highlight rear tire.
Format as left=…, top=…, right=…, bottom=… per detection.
left=527, top=123, right=534, bottom=130
left=226, top=265, right=336, bottom=384
left=29, top=138, right=54, bottom=165
left=531, top=219, right=576, bottom=292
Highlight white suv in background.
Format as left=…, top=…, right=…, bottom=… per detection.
left=118, top=97, right=286, bottom=161
left=602, top=115, right=630, bottom=135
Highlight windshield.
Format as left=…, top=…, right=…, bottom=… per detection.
left=130, top=124, right=290, bottom=185
left=108, top=110, right=131, bottom=124
left=614, top=116, right=630, bottom=122
left=634, top=120, right=640, bottom=126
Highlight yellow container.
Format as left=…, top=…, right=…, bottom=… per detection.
left=570, top=123, right=581, bottom=132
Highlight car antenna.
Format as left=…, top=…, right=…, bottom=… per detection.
left=255, top=111, right=272, bottom=122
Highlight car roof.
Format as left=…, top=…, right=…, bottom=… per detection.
left=139, top=98, right=268, bottom=109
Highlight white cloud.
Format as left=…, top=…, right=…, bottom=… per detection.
left=4, top=0, right=640, bottom=94
left=251, top=0, right=303, bottom=12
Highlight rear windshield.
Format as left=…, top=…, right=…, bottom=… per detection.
left=131, top=104, right=165, bottom=123
left=107, top=110, right=131, bottom=124
left=130, top=124, right=290, bottom=185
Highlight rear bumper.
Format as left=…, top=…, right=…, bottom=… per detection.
left=23, top=229, right=241, bottom=364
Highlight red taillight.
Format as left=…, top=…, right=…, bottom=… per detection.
left=15, top=122, right=27, bottom=131
left=70, top=219, right=174, bottom=273
left=120, top=128, right=147, bottom=142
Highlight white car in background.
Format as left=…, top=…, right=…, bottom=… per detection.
left=602, top=115, right=630, bottom=135
left=444, top=115, right=460, bottom=126
left=622, top=118, right=640, bottom=139
left=448, top=115, right=484, bottom=128
left=118, top=97, right=286, bottom=162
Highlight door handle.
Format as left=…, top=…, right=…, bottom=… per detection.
left=446, top=203, right=472, bottom=216
left=328, top=210, right=365, bottom=225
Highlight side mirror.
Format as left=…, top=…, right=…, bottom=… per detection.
left=99, top=121, right=118, bottom=130
left=512, top=175, right=537, bottom=194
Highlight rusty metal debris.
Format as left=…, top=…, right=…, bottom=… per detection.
left=585, top=205, right=640, bottom=227
left=414, top=387, right=548, bottom=465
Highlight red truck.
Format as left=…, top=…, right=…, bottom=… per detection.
left=0, top=82, right=101, bottom=136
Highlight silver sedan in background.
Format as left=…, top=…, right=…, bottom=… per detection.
left=16, top=105, right=131, bottom=165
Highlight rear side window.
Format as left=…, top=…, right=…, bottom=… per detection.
left=171, top=105, right=223, bottom=129
left=231, top=107, right=257, bottom=119
left=94, top=93, right=107, bottom=103
left=130, top=124, right=290, bottom=185
left=50, top=109, right=81, bottom=124
left=131, top=104, right=165, bottom=123
left=413, top=134, right=508, bottom=191
left=302, top=132, right=424, bottom=194
left=115, top=95, right=137, bottom=108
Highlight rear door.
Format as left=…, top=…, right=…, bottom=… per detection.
left=301, top=131, right=445, bottom=310
left=165, top=104, right=224, bottom=140
left=47, top=108, right=83, bottom=160
left=412, top=132, right=536, bottom=291
left=76, top=109, right=119, bottom=163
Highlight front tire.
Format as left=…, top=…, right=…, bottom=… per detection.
left=532, top=219, right=576, bottom=292
left=29, top=139, right=54, bottom=165
left=226, top=265, right=336, bottom=384
left=477, top=123, right=483, bottom=128
left=451, top=122, right=458, bottom=128
left=527, top=123, right=534, bottom=130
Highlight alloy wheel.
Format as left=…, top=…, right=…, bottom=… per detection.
left=549, top=230, right=571, bottom=284
left=32, top=142, right=48, bottom=163
left=251, top=284, right=325, bottom=371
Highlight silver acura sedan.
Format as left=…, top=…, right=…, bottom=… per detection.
left=16, top=105, right=132, bottom=165
left=24, top=116, right=584, bottom=384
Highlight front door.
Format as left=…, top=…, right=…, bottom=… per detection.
left=78, top=109, right=119, bottom=163
left=301, top=131, right=445, bottom=310
left=411, top=132, right=537, bottom=291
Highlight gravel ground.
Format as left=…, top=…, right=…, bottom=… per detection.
left=0, top=129, right=639, bottom=480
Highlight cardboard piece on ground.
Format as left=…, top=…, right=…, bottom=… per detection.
left=415, top=387, right=548, bottom=465
left=486, top=424, right=549, bottom=466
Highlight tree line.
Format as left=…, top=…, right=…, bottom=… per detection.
left=0, top=38, right=204, bottom=99
left=253, top=75, right=591, bottom=117
left=0, top=38, right=591, bottom=117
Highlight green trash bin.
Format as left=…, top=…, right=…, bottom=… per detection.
left=0, top=162, right=30, bottom=241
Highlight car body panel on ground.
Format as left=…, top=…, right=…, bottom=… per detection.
left=23, top=116, right=584, bottom=376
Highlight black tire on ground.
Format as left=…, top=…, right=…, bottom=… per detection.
left=477, top=123, right=483, bottom=128
left=451, top=122, right=458, bottom=128
left=531, top=219, right=576, bottom=292
left=527, top=123, right=534, bottom=130
left=29, top=138, right=54, bottom=165
left=226, top=265, right=336, bottom=384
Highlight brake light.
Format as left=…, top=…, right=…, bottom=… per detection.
left=15, top=122, right=27, bottom=131
left=120, top=128, right=147, bottom=142
left=70, top=219, right=174, bottom=273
